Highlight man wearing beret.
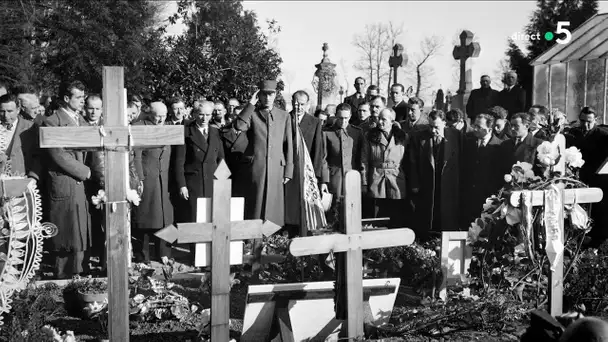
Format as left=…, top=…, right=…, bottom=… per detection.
left=234, top=80, right=293, bottom=227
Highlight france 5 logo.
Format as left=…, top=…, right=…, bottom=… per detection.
left=545, top=21, right=572, bottom=45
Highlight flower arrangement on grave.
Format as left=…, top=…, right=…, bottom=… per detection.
left=466, top=109, right=591, bottom=304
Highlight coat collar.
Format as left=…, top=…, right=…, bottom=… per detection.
left=56, top=107, right=88, bottom=127
left=186, top=121, right=209, bottom=153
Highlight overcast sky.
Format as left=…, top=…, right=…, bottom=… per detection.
left=164, top=1, right=608, bottom=102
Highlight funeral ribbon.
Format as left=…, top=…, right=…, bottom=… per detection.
left=521, top=191, right=536, bottom=265
left=544, top=184, right=565, bottom=272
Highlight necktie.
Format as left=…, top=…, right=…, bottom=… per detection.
left=477, top=139, right=484, bottom=148
left=202, top=127, right=208, bottom=138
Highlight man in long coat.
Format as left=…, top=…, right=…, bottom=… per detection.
left=408, top=110, right=461, bottom=240
left=284, top=90, right=327, bottom=237
left=234, top=80, right=293, bottom=227
left=460, top=114, right=503, bottom=228
left=43, top=80, right=92, bottom=278
left=466, top=75, right=499, bottom=122
left=174, top=101, right=224, bottom=222
left=498, top=71, right=527, bottom=119
left=132, top=102, right=174, bottom=263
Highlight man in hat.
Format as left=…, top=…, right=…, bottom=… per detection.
left=234, top=80, right=293, bottom=227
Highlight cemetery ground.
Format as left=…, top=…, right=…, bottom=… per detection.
left=6, top=230, right=608, bottom=342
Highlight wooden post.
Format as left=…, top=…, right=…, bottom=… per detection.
left=289, top=170, right=416, bottom=339
left=39, top=66, right=185, bottom=341
left=155, top=160, right=281, bottom=340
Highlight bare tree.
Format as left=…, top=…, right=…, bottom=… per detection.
left=338, top=58, right=351, bottom=95
left=406, top=35, right=444, bottom=98
left=492, top=57, right=511, bottom=90
left=352, top=21, right=404, bottom=93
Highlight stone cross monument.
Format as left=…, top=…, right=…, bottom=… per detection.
left=313, top=43, right=339, bottom=110
left=452, top=30, right=480, bottom=117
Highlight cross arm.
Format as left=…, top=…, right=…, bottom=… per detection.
left=155, top=219, right=281, bottom=244
left=509, top=188, right=603, bottom=207
left=39, top=126, right=184, bottom=149
left=289, top=228, right=416, bottom=257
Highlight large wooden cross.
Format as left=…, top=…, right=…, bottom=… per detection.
left=39, top=67, right=185, bottom=341
left=452, top=30, right=480, bottom=116
left=155, top=160, right=281, bottom=341
left=509, top=135, right=603, bottom=316
left=289, top=170, right=416, bottom=339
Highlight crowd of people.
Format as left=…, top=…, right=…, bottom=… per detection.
left=0, top=70, right=606, bottom=279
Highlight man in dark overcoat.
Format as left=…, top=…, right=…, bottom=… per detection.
left=408, top=110, right=462, bottom=239
left=498, top=112, right=543, bottom=175
left=566, top=107, right=608, bottom=247
left=174, top=101, right=224, bottom=222
left=466, top=75, right=499, bottom=122
left=498, top=71, right=527, bottom=119
left=460, top=114, right=503, bottom=228
left=43, top=80, right=92, bottom=278
left=284, top=90, right=327, bottom=237
left=234, top=80, right=293, bottom=227
left=389, top=83, right=409, bottom=122
left=132, top=102, right=174, bottom=263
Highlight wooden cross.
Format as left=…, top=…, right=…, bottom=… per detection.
left=155, top=160, right=281, bottom=341
left=39, top=67, right=185, bottom=341
left=289, top=170, right=416, bottom=339
left=508, top=135, right=603, bottom=316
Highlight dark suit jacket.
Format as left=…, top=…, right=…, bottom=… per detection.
left=532, top=128, right=549, bottom=141
left=322, top=125, right=364, bottom=197
left=408, top=127, right=462, bottom=232
left=461, top=135, right=503, bottom=227
left=6, top=115, right=42, bottom=180
left=174, top=122, right=224, bottom=222
left=221, top=123, right=249, bottom=197
left=499, top=85, right=527, bottom=119
left=392, top=100, right=409, bottom=122
left=344, top=93, right=366, bottom=120
left=499, top=133, right=543, bottom=174
left=399, top=115, right=430, bottom=136
left=466, top=87, right=499, bottom=119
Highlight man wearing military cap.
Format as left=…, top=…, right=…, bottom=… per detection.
left=234, top=80, right=293, bottom=227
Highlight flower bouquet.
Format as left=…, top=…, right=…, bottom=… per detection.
left=466, top=110, right=591, bottom=303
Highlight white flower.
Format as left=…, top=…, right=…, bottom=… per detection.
left=91, top=190, right=107, bottom=208
left=563, top=146, right=585, bottom=168
left=511, top=161, right=536, bottom=182
left=467, top=220, right=483, bottom=245
left=504, top=174, right=513, bottom=183
left=482, top=197, right=496, bottom=211
left=501, top=204, right=521, bottom=225
left=569, top=203, right=590, bottom=231
left=126, top=188, right=141, bottom=206
left=537, top=141, right=561, bottom=166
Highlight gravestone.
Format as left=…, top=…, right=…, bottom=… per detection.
left=439, top=231, right=472, bottom=301
left=288, top=171, right=415, bottom=339
left=313, top=43, right=339, bottom=110
left=452, top=30, right=480, bottom=117
left=39, top=66, right=184, bottom=341
left=240, top=278, right=401, bottom=342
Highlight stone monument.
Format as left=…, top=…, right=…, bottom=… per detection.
left=388, top=43, right=408, bottom=85
left=452, top=30, right=480, bottom=117
left=312, top=43, right=339, bottom=110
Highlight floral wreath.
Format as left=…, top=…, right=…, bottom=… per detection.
left=0, top=176, right=58, bottom=325
left=466, top=109, right=591, bottom=297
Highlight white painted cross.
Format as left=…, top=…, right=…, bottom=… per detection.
left=39, top=67, right=185, bottom=341
left=289, top=170, right=416, bottom=339
left=509, top=135, right=603, bottom=315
